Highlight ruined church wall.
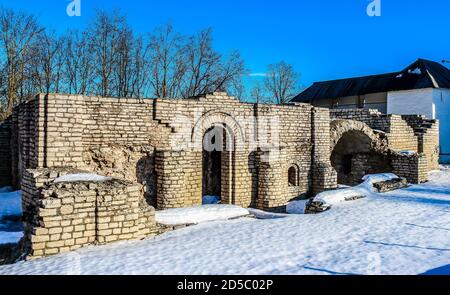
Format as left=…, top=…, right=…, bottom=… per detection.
left=153, top=94, right=257, bottom=208
left=255, top=103, right=314, bottom=210
left=8, top=98, right=40, bottom=187
left=255, top=104, right=336, bottom=210
left=81, top=96, right=172, bottom=206
left=401, top=115, right=440, bottom=171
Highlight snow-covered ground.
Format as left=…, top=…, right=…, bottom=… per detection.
left=155, top=205, right=250, bottom=226
left=0, top=169, right=450, bottom=275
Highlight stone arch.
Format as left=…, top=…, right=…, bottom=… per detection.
left=330, top=120, right=391, bottom=185
left=330, top=120, right=387, bottom=152
left=191, top=111, right=245, bottom=151
left=191, top=111, right=246, bottom=205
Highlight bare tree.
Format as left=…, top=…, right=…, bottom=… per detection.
left=114, top=26, right=134, bottom=97
left=180, top=28, right=246, bottom=98
left=147, top=24, right=186, bottom=98
left=29, top=31, right=64, bottom=94
left=87, top=10, right=127, bottom=97
left=251, top=81, right=267, bottom=103
left=0, top=7, right=248, bottom=113
left=0, top=8, right=43, bottom=114
left=264, top=61, right=299, bottom=104
left=63, top=30, right=95, bottom=95
left=214, top=50, right=246, bottom=98
left=129, top=36, right=149, bottom=99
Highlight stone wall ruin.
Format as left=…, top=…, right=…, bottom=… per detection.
left=0, top=92, right=440, bottom=259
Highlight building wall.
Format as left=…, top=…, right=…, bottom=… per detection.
left=2, top=92, right=438, bottom=214
left=313, top=92, right=387, bottom=113
left=433, top=88, right=450, bottom=163
left=387, top=88, right=434, bottom=119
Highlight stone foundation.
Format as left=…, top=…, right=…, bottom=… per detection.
left=21, top=168, right=156, bottom=259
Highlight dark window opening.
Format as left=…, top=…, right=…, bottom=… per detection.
left=288, top=166, right=298, bottom=187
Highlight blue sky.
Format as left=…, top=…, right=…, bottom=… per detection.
left=0, top=0, right=449, bottom=90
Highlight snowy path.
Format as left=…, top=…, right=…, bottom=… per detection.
left=0, top=171, right=449, bottom=274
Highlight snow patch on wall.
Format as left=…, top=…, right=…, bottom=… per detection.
left=53, top=173, right=112, bottom=183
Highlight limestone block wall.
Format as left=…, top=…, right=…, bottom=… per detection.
left=81, top=97, right=173, bottom=206
left=155, top=150, right=190, bottom=209
left=383, top=115, right=418, bottom=152
left=83, top=96, right=170, bottom=148
left=329, top=119, right=393, bottom=185
left=257, top=148, right=283, bottom=211
left=401, top=115, right=440, bottom=171
left=311, top=108, right=338, bottom=194
left=0, top=119, right=11, bottom=187
left=421, top=121, right=440, bottom=171
left=330, top=109, right=418, bottom=153
left=392, top=153, right=428, bottom=184
left=9, top=98, right=40, bottom=187
left=329, top=109, right=434, bottom=184
left=153, top=94, right=257, bottom=208
left=34, top=94, right=86, bottom=168
left=3, top=92, right=440, bottom=215
left=330, top=109, right=386, bottom=128
left=21, top=168, right=156, bottom=259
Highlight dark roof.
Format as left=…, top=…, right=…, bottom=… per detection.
left=292, top=59, right=450, bottom=103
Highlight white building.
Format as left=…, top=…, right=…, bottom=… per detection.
left=293, top=59, right=450, bottom=163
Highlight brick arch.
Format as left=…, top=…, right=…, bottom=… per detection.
left=330, top=119, right=388, bottom=153
left=330, top=120, right=391, bottom=185
left=191, top=111, right=245, bottom=151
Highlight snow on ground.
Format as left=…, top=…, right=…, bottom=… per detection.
left=53, top=173, right=112, bottom=183
left=247, top=208, right=287, bottom=220
left=202, top=195, right=221, bottom=205
left=0, top=170, right=450, bottom=275
left=0, top=190, right=23, bottom=245
left=287, top=173, right=399, bottom=212
left=155, top=205, right=250, bottom=226
left=314, top=173, right=398, bottom=206
left=286, top=199, right=309, bottom=214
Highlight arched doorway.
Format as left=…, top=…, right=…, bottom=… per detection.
left=202, top=124, right=234, bottom=203
left=192, top=111, right=245, bottom=205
